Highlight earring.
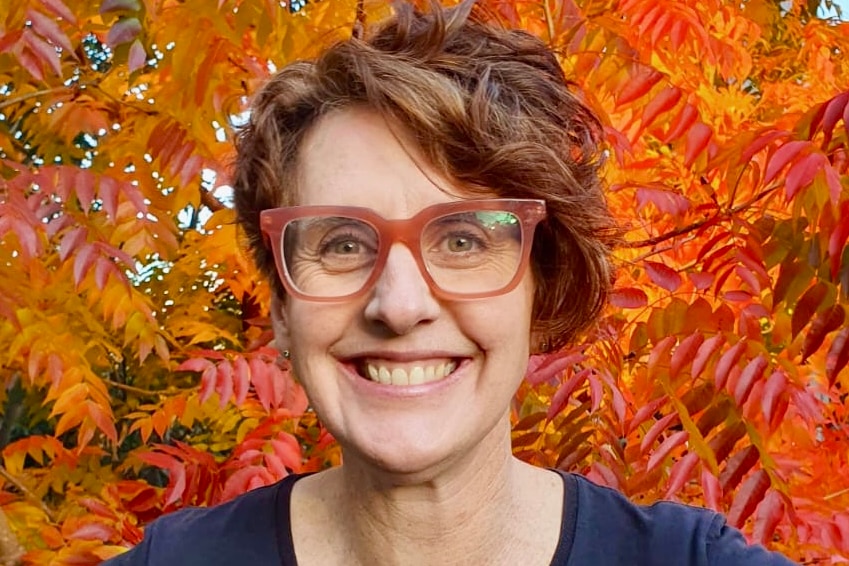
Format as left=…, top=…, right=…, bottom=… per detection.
left=277, top=351, right=291, bottom=366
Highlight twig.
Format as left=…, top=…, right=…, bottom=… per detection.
left=199, top=187, right=226, bottom=213
left=542, top=0, right=557, bottom=45
left=103, top=379, right=166, bottom=396
left=0, top=87, right=69, bottom=111
left=0, top=465, right=56, bottom=524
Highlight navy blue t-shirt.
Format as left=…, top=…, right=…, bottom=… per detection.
left=104, top=471, right=796, bottom=565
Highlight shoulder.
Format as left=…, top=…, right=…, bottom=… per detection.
left=103, top=475, right=298, bottom=566
left=558, top=473, right=795, bottom=566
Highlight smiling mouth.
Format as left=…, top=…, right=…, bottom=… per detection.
left=355, top=360, right=459, bottom=386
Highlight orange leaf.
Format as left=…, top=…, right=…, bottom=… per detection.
left=616, top=64, right=664, bottom=107
left=784, top=152, right=824, bottom=200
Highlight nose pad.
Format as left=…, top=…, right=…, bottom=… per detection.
left=363, top=243, right=440, bottom=335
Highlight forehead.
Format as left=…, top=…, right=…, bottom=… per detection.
left=294, top=108, right=466, bottom=217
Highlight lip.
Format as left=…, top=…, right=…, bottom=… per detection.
left=337, top=357, right=471, bottom=399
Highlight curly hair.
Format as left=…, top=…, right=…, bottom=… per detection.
left=232, top=0, right=618, bottom=350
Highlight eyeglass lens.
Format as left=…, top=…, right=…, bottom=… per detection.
left=281, top=210, right=523, bottom=298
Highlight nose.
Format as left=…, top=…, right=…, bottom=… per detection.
left=363, top=243, right=440, bottom=335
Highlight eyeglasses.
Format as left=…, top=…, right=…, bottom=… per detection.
left=260, top=199, right=546, bottom=302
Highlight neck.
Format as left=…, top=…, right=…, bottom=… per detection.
left=328, top=415, right=530, bottom=565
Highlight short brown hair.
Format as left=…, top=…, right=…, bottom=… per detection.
left=233, top=0, right=618, bottom=349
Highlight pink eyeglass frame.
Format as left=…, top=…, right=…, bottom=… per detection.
left=259, top=198, right=547, bottom=302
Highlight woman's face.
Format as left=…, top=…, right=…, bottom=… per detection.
left=272, top=108, right=536, bottom=476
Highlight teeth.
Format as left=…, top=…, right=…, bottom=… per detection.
left=363, top=361, right=457, bottom=386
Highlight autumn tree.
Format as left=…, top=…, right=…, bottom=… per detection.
left=0, top=0, right=847, bottom=563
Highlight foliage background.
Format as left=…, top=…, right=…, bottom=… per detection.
left=0, top=0, right=848, bottom=563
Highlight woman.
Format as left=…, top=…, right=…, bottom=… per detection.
left=108, top=1, right=794, bottom=564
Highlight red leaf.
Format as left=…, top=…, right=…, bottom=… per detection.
left=635, top=187, right=690, bottom=216
left=645, top=261, right=682, bottom=292
left=641, top=86, right=682, bottom=130
left=16, top=46, right=44, bottom=81
left=647, top=430, right=688, bottom=472
left=817, top=91, right=849, bottom=146
left=734, top=354, right=768, bottom=405
left=67, top=522, right=115, bottom=542
left=216, top=360, right=234, bottom=408
left=546, top=368, right=590, bottom=420
left=688, top=271, right=714, bottom=290
left=701, top=470, right=723, bottom=511
left=691, top=335, right=725, bottom=380
left=526, top=351, right=585, bottom=386
left=670, top=332, right=704, bottom=379
left=728, top=470, right=770, bottom=528
left=791, top=282, right=828, bottom=338
left=741, top=129, right=790, bottom=163
left=616, top=65, right=664, bottom=107
left=38, top=0, right=77, bottom=23
left=233, top=356, right=251, bottom=406
left=784, top=152, right=824, bottom=200
left=829, top=205, right=849, bottom=278
left=684, top=122, right=712, bottom=167
left=177, top=357, right=213, bottom=373
left=666, top=451, right=699, bottom=498
left=98, top=176, right=120, bottom=220
left=826, top=327, right=849, bottom=388
left=199, top=364, right=217, bottom=405
left=647, top=336, right=677, bottom=375
left=764, top=140, right=809, bottom=185
left=27, top=8, right=74, bottom=53
left=640, top=412, right=679, bottom=453
left=271, top=433, right=302, bottom=470
left=75, top=169, right=95, bottom=213
left=761, top=370, right=787, bottom=427
left=802, top=305, right=845, bottom=362
left=59, top=226, right=87, bottom=262
left=663, top=103, right=698, bottom=143
left=249, top=357, right=273, bottom=411
left=627, top=395, right=668, bottom=435
left=610, top=287, right=649, bottom=309
left=106, top=17, right=142, bottom=48
left=100, top=0, right=142, bottom=13
left=714, top=340, right=747, bottom=390
left=719, top=445, right=759, bottom=492
left=22, top=30, right=61, bottom=77
left=73, top=243, right=97, bottom=286
left=753, top=490, right=784, bottom=545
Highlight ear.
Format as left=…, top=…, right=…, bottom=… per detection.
left=270, top=293, right=292, bottom=355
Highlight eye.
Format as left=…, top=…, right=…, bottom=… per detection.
left=446, top=235, right=478, bottom=253
left=329, top=239, right=361, bottom=255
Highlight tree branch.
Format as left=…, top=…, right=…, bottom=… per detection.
left=199, top=188, right=226, bottom=213
left=0, top=465, right=56, bottom=524
left=104, top=379, right=170, bottom=396
left=352, top=0, right=366, bottom=40
left=623, top=185, right=780, bottom=249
